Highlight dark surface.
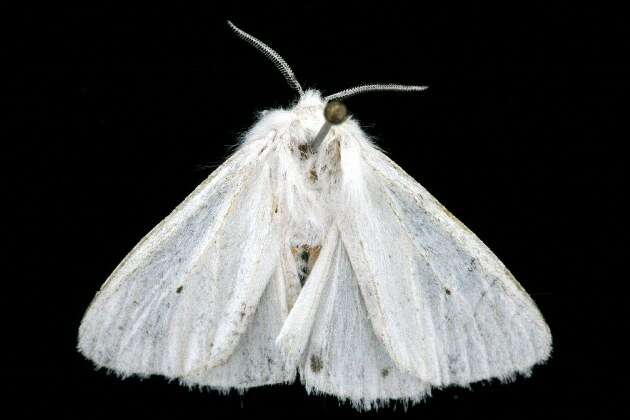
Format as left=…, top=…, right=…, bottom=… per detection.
left=7, top=3, right=625, bottom=418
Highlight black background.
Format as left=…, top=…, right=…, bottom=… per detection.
left=7, top=3, right=625, bottom=418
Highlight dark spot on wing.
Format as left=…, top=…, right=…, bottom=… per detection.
left=238, top=303, right=247, bottom=320
left=310, top=355, right=323, bottom=373
left=298, top=270, right=308, bottom=286
left=448, top=355, right=463, bottom=376
left=298, top=143, right=309, bottom=160
left=272, top=196, right=279, bottom=214
left=445, top=288, right=451, bottom=295
left=176, top=286, right=183, bottom=294
left=381, top=368, right=390, bottom=377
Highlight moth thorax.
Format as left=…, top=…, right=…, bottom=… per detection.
left=289, top=140, right=321, bottom=184
left=296, top=142, right=311, bottom=160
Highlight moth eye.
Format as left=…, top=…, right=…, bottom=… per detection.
left=324, top=101, right=348, bottom=125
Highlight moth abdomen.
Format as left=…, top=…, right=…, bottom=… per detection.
left=290, top=244, right=322, bottom=286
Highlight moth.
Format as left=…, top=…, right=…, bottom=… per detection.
left=78, top=22, right=552, bottom=410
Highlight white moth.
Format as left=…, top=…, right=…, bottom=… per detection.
left=78, top=22, right=552, bottom=410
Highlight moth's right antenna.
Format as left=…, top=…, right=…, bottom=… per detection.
left=227, top=21, right=304, bottom=96
left=325, top=84, right=428, bottom=102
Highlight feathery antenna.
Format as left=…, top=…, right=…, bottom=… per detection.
left=325, top=84, right=428, bottom=102
left=227, top=21, right=303, bottom=96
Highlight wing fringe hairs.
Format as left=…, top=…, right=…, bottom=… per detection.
left=78, top=90, right=551, bottom=410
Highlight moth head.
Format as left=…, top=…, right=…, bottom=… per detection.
left=227, top=21, right=427, bottom=129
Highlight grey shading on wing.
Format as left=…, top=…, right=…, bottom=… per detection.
left=78, top=132, right=295, bottom=388
left=329, top=135, right=551, bottom=388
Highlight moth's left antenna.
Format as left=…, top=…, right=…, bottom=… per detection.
left=227, top=21, right=304, bottom=96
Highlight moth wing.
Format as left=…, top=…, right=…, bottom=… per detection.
left=292, top=227, right=431, bottom=410
left=275, top=228, right=339, bottom=366
left=78, top=131, right=295, bottom=387
left=332, top=135, right=551, bottom=386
